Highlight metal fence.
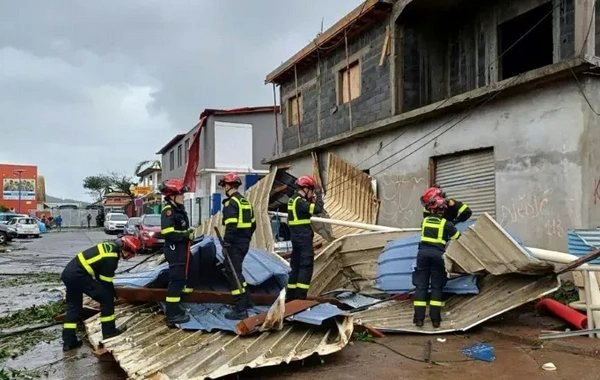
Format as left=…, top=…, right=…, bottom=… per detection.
left=32, top=209, right=101, bottom=228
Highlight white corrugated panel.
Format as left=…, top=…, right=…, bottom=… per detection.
left=435, top=149, right=496, bottom=218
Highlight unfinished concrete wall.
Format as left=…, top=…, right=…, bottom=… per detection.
left=579, top=77, right=600, bottom=229
left=279, top=18, right=392, bottom=152
left=283, top=80, right=588, bottom=251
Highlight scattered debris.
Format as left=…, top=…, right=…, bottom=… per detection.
left=461, top=343, right=496, bottom=362
left=0, top=273, right=61, bottom=288
left=542, top=362, right=557, bottom=371
left=539, top=328, right=600, bottom=340
left=437, top=338, right=446, bottom=343
left=0, top=301, right=65, bottom=329
left=536, top=298, right=587, bottom=329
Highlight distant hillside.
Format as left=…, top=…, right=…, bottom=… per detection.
left=45, top=195, right=89, bottom=205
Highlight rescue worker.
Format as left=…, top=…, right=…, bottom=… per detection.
left=61, top=235, right=142, bottom=351
left=286, top=175, right=324, bottom=301
left=420, top=185, right=472, bottom=225
left=159, top=179, right=195, bottom=327
left=219, top=172, right=256, bottom=320
left=413, top=197, right=461, bottom=328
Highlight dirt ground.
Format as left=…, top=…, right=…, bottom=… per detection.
left=1, top=231, right=600, bottom=379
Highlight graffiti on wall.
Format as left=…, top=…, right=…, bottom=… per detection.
left=379, top=171, right=426, bottom=226
left=498, top=187, right=564, bottom=238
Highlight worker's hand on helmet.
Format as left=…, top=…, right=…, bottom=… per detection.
left=187, top=228, right=195, bottom=241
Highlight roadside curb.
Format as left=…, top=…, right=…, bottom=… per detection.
left=482, top=326, right=600, bottom=357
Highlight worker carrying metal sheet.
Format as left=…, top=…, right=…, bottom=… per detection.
left=218, top=172, right=257, bottom=320
left=420, top=185, right=472, bottom=225
left=61, top=236, right=142, bottom=351
left=413, top=195, right=461, bottom=328
left=159, top=179, right=195, bottom=327
left=286, top=175, right=324, bottom=301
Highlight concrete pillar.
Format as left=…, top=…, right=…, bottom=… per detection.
left=575, top=0, right=595, bottom=57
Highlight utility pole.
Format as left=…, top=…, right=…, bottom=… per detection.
left=13, top=169, right=25, bottom=214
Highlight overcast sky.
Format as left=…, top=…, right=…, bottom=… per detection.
left=0, top=0, right=360, bottom=201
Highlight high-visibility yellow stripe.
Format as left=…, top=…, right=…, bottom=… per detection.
left=429, top=300, right=444, bottom=307
left=224, top=218, right=238, bottom=225
left=77, top=244, right=119, bottom=278
left=458, top=203, right=468, bottom=214
left=309, top=203, right=315, bottom=214
left=161, top=226, right=187, bottom=235
left=296, top=283, right=310, bottom=290
left=421, top=217, right=447, bottom=245
left=63, top=323, right=77, bottom=329
left=166, top=296, right=181, bottom=303
left=450, top=231, right=460, bottom=240
left=99, top=275, right=113, bottom=282
left=287, top=284, right=297, bottom=289
left=100, top=314, right=115, bottom=323
left=228, top=197, right=253, bottom=228
left=231, top=288, right=245, bottom=295
left=182, top=287, right=194, bottom=293
left=162, top=205, right=171, bottom=212
left=288, top=196, right=311, bottom=225
left=413, top=301, right=427, bottom=306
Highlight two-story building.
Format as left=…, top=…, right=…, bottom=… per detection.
left=265, top=0, right=600, bottom=251
left=157, top=106, right=280, bottom=224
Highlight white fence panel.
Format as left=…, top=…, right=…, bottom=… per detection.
left=37, top=209, right=101, bottom=227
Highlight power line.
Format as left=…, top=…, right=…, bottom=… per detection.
left=323, top=1, right=560, bottom=194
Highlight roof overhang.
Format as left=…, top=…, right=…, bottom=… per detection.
left=265, top=0, right=394, bottom=84
left=156, top=134, right=186, bottom=155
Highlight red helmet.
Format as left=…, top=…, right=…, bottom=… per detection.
left=117, top=235, right=142, bottom=254
left=427, top=196, right=448, bottom=214
left=218, top=172, right=242, bottom=187
left=159, top=179, right=188, bottom=197
left=420, top=186, right=444, bottom=207
left=296, top=175, right=317, bottom=189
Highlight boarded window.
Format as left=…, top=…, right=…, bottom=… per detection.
left=288, top=94, right=303, bottom=126
left=339, top=61, right=361, bottom=104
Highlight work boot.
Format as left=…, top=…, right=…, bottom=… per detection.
left=102, top=324, right=126, bottom=340
left=224, top=308, right=248, bottom=320
left=432, top=321, right=441, bottom=328
left=62, top=339, right=83, bottom=352
left=414, top=320, right=424, bottom=327
left=165, top=313, right=191, bottom=328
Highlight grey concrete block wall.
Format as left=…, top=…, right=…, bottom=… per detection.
left=280, top=18, right=391, bottom=152
left=560, top=0, right=575, bottom=59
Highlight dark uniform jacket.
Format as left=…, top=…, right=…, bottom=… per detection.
left=419, top=216, right=461, bottom=252
left=62, top=242, right=120, bottom=296
left=222, top=191, right=256, bottom=244
left=287, top=192, right=324, bottom=242
left=422, top=199, right=472, bottom=224
left=160, top=203, right=190, bottom=259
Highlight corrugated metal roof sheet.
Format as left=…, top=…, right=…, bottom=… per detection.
left=287, top=303, right=346, bottom=326
left=309, top=230, right=417, bottom=297
left=312, top=153, right=380, bottom=248
left=84, top=304, right=354, bottom=380
left=321, top=290, right=382, bottom=309
left=568, top=229, right=600, bottom=264
left=375, top=221, right=479, bottom=295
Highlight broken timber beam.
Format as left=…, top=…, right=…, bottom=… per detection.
left=114, top=287, right=343, bottom=307
left=236, top=300, right=319, bottom=335
left=556, top=249, right=600, bottom=275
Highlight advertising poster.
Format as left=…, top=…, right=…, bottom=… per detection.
left=2, top=178, right=36, bottom=200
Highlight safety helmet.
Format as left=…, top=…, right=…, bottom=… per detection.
left=427, top=196, right=448, bottom=214
left=116, top=235, right=142, bottom=254
left=158, top=179, right=188, bottom=197
left=296, top=175, right=317, bottom=189
left=218, top=172, right=242, bottom=188
left=420, top=186, right=445, bottom=207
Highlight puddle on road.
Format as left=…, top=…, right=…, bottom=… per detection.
left=0, top=281, right=63, bottom=318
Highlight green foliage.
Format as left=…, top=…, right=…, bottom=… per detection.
left=0, top=205, right=8, bottom=212
left=134, top=160, right=161, bottom=178
left=0, top=273, right=61, bottom=288
left=352, top=331, right=375, bottom=342
left=82, top=175, right=113, bottom=201
left=0, top=367, right=43, bottom=380
left=107, top=172, right=136, bottom=201
left=550, top=280, right=579, bottom=305
left=0, top=301, right=66, bottom=329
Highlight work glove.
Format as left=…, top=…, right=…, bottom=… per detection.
left=187, top=228, right=195, bottom=241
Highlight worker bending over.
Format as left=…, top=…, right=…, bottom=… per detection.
left=159, top=179, right=195, bottom=327
left=219, top=172, right=256, bottom=320
left=421, top=185, right=472, bottom=225
left=61, top=236, right=142, bottom=351
left=413, top=197, right=460, bottom=328
left=286, top=175, right=324, bottom=301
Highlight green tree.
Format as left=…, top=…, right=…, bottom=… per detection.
left=107, top=172, right=137, bottom=202
left=82, top=175, right=113, bottom=202
left=0, top=204, right=8, bottom=212
left=134, top=160, right=161, bottom=181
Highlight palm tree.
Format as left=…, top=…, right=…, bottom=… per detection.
left=134, top=160, right=161, bottom=179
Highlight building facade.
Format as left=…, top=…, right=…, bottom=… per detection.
left=265, top=0, right=600, bottom=251
left=157, top=107, right=280, bottom=224
left=0, top=163, right=38, bottom=213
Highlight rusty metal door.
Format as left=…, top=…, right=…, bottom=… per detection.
left=434, top=148, right=496, bottom=218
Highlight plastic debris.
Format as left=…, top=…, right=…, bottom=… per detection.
left=436, top=338, right=446, bottom=343
left=461, top=343, right=496, bottom=362
left=542, top=363, right=557, bottom=371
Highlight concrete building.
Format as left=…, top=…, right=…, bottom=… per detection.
left=264, top=0, right=600, bottom=251
left=0, top=163, right=38, bottom=213
left=157, top=106, right=280, bottom=224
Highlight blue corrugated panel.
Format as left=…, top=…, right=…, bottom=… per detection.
left=568, top=229, right=600, bottom=264
left=375, top=221, right=479, bottom=295
left=321, top=290, right=382, bottom=309
left=210, top=193, right=221, bottom=216
left=287, top=303, right=345, bottom=326
left=158, top=303, right=270, bottom=332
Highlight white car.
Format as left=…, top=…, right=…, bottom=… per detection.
left=104, top=213, right=129, bottom=234
left=7, top=217, right=40, bottom=238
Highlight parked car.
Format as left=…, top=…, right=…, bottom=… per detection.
left=7, top=217, right=40, bottom=238
left=30, top=216, right=48, bottom=233
left=104, top=213, right=129, bottom=234
left=137, top=214, right=163, bottom=252
left=0, top=212, right=20, bottom=225
left=124, top=217, right=141, bottom=236
left=0, top=224, right=17, bottom=245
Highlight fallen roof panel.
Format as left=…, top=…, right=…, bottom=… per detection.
left=84, top=304, right=354, bottom=380
left=165, top=303, right=270, bottom=333
left=287, top=303, right=346, bottom=326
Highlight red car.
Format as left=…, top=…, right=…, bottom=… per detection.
left=137, top=214, right=164, bottom=252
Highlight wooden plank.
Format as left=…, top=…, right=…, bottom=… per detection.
left=556, top=249, right=600, bottom=275
left=235, top=300, right=319, bottom=335
left=114, top=287, right=343, bottom=307
left=379, top=25, right=391, bottom=66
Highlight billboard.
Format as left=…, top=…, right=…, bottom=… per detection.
left=2, top=178, right=36, bottom=200
left=132, top=186, right=151, bottom=196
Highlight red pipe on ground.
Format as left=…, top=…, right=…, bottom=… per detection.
left=536, top=298, right=588, bottom=330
